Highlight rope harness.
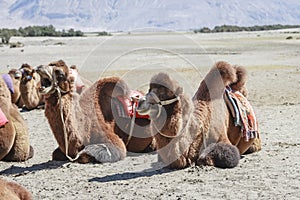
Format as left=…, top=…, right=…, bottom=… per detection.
left=52, top=71, right=79, bottom=162
left=147, top=91, right=184, bottom=139
left=126, top=97, right=137, bottom=147
left=147, top=91, right=207, bottom=149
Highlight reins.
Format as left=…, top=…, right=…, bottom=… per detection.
left=52, top=72, right=79, bottom=162
left=126, top=99, right=137, bottom=147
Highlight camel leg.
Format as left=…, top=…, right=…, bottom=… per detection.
left=78, top=142, right=126, bottom=163
left=244, top=137, right=261, bottom=154
left=0, top=121, right=16, bottom=160
left=3, top=108, right=32, bottom=161
left=52, top=147, right=68, bottom=161
left=0, top=178, right=33, bottom=200
left=236, top=137, right=256, bottom=155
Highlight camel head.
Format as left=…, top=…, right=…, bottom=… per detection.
left=36, top=60, right=73, bottom=95
left=8, top=69, right=22, bottom=80
left=137, top=72, right=183, bottom=119
left=19, top=64, right=39, bottom=85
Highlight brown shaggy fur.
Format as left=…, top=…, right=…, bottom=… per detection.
left=197, top=143, right=240, bottom=168
left=0, top=76, right=33, bottom=161
left=139, top=61, right=259, bottom=169
left=230, top=65, right=248, bottom=97
left=0, top=178, right=32, bottom=200
left=19, top=64, right=44, bottom=110
left=38, top=60, right=128, bottom=163
left=93, top=78, right=153, bottom=152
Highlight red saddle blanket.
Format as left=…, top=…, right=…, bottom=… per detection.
left=0, top=108, right=8, bottom=127
left=224, top=87, right=258, bottom=142
left=115, top=90, right=149, bottom=119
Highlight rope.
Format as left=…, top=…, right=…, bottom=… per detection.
left=52, top=70, right=79, bottom=162
left=56, top=87, right=80, bottom=162
left=126, top=107, right=136, bottom=146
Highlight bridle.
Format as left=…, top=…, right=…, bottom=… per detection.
left=147, top=91, right=179, bottom=119
left=42, top=68, right=77, bottom=161
left=148, top=91, right=180, bottom=106
left=146, top=91, right=184, bottom=139
left=147, top=90, right=207, bottom=149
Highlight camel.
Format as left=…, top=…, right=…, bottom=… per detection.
left=37, top=60, right=153, bottom=163
left=226, top=65, right=261, bottom=154
left=0, top=75, right=34, bottom=161
left=2, top=69, right=24, bottom=108
left=137, top=61, right=260, bottom=169
left=19, top=64, right=45, bottom=110
left=69, top=65, right=92, bottom=94
left=0, top=178, right=32, bottom=200
left=9, top=69, right=24, bottom=108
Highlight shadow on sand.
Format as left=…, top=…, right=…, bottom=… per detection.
left=0, top=160, right=67, bottom=176
left=89, top=163, right=173, bottom=183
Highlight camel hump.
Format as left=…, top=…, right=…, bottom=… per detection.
left=95, top=76, right=129, bottom=97
left=210, top=61, right=237, bottom=86
left=194, top=61, right=238, bottom=100
left=229, top=65, right=248, bottom=96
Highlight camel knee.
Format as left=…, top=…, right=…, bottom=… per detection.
left=237, top=138, right=256, bottom=155
left=52, top=147, right=68, bottom=161
left=244, top=137, right=262, bottom=155
left=78, top=143, right=126, bottom=163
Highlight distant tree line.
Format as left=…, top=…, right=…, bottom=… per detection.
left=194, top=24, right=300, bottom=33
left=0, top=25, right=84, bottom=44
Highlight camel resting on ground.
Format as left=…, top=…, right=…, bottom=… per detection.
left=0, top=76, right=33, bottom=161
left=137, top=61, right=260, bottom=169
left=19, top=64, right=45, bottom=110
left=37, top=60, right=153, bottom=161
left=2, top=69, right=24, bottom=107
left=0, top=178, right=32, bottom=200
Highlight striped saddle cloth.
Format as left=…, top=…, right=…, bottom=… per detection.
left=224, top=87, right=258, bottom=141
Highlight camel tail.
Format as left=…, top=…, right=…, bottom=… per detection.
left=197, top=143, right=240, bottom=169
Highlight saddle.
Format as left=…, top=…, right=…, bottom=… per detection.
left=224, top=87, right=258, bottom=141
left=113, top=90, right=149, bottom=119
left=0, top=108, right=8, bottom=127
left=2, top=74, right=14, bottom=94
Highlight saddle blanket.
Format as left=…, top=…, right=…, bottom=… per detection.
left=224, top=87, right=258, bottom=141
left=0, top=108, right=8, bottom=127
left=114, top=90, right=149, bottom=119
left=2, top=73, right=14, bottom=94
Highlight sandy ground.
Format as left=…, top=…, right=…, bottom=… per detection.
left=0, top=30, right=300, bottom=199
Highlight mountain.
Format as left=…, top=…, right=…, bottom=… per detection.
left=0, top=0, right=299, bottom=32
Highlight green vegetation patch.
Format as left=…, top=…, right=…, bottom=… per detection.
left=0, top=25, right=84, bottom=44
left=194, top=24, right=300, bottom=33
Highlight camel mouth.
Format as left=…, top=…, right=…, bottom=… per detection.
left=136, top=96, right=151, bottom=115
left=36, top=65, right=54, bottom=94
left=41, top=77, right=52, bottom=89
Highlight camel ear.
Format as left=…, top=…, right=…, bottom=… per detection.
left=175, top=86, right=183, bottom=95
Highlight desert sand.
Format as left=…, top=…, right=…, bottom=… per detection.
left=0, top=30, right=300, bottom=199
